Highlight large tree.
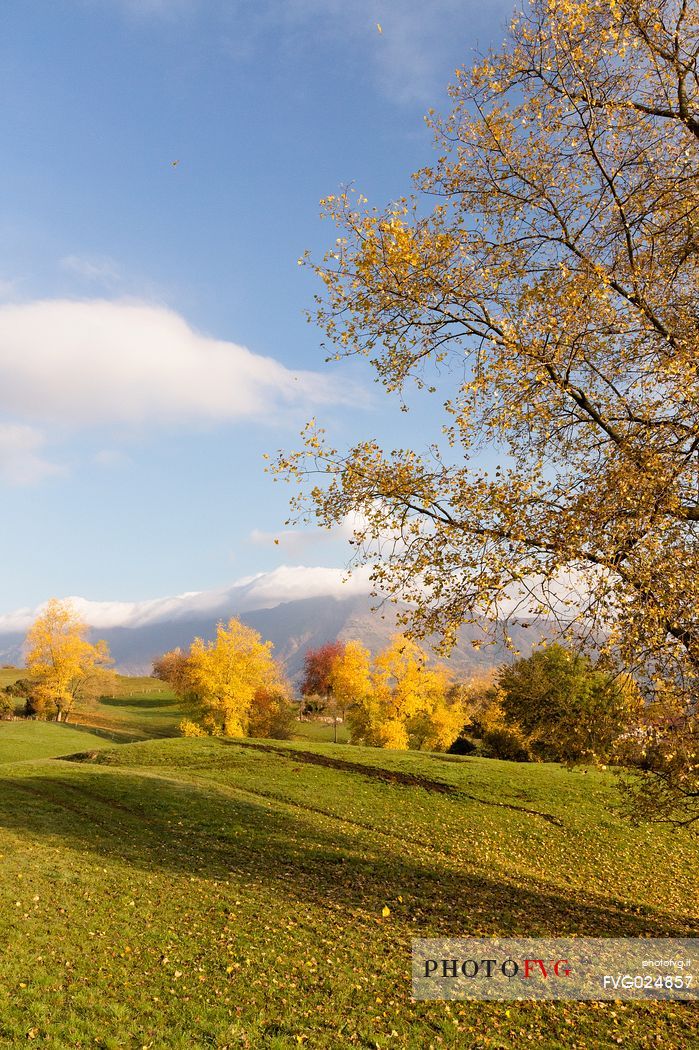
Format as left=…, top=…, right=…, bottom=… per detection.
left=331, top=639, right=372, bottom=720
left=183, top=618, right=290, bottom=737
left=24, top=599, right=114, bottom=722
left=300, top=641, right=346, bottom=707
left=277, top=0, right=699, bottom=822
left=348, top=635, right=462, bottom=751
left=498, top=644, right=643, bottom=763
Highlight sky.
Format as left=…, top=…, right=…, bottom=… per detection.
left=0, top=0, right=514, bottom=613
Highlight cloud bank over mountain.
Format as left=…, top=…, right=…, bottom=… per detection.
left=0, top=564, right=375, bottom=635
left=0, top=572, right=554, bottom=681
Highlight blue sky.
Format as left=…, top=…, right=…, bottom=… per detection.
left=0, top=0, right=512, bottom=611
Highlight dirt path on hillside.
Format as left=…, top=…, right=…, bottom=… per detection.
left=229, top=741, right=564, bottom=827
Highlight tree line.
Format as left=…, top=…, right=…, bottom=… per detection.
left=0, top=599, right=673, bottom=800
left=155, top=621, right=647, bottom=766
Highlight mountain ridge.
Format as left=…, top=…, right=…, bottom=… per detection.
left=0, top=591, right=552, bottom=682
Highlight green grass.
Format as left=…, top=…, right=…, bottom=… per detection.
left=0, top=667, right=23, bottom=689
left=1, top=667, right=183, bottom=741
left=0, top=728, right=696, bottom=1048
left=0, top=671, right=173, bottom=694
left=292, top=719, right=351, bottom=744
left=0, top=721, right=111, bottom=763
left=108, top=674, right=175, bottom=699
left=73, top=686, right=181, bottom=741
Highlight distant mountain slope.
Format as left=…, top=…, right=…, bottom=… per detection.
left=0, top=592, right=553, bottom=682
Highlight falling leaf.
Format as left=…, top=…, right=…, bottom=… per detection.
left=376, top=23, right=383, bottom=34
left=381, top=905, right=391, bottom=917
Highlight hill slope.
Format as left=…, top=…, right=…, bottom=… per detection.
left=0, top=721, right=112, bottom=763
left=0, top=730, right=695, bottom=1047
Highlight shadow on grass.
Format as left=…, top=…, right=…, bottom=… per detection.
left=0, top=766, right=694, bottom=940
left=98, top=696, right=178, bottom=709
left=61, top=722, right=145, bottom=743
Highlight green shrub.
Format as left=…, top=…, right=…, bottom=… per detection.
left=498, top=645, right=642, bottom=764
left=447, top=732, right=477, bottom=756
left=482, top=726, right=532, bottom=762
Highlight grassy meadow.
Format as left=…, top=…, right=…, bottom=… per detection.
left=0, top=667, right=23, bottom=690
left=2, top=669, right=181, bottom=742
left=73, top=678, right=181, bottom=741
left=4, top=664, right=350, bottom=746
left=293, top=719, right=351, bottom=745
left=0, top=712, right=696, bottom=1048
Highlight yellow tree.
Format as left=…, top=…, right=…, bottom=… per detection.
left=329, top=639, right=372, bottom=719
left=246, top=685, right=296, bottom=740
left=277, top=0, right=699, bottom=823
left=24, top=599, right=114, bottom=722
left=348, top=635, right=459, bottom=750
left=184, top=617, right=288, bottom=737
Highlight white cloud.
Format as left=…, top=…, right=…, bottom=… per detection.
left=60, top=255, right=121, bottom=286
left=0, top=298, right=364, bottom=428
left=249, top=526, right=349, bottom=556
left=0, top=564, right=374, bottom=633
left=0, top=424, right=62, bottom=486
left=249, top=512, right=400, bottom=556
left=249, top=527, right=318, bottom=555
left=232, top=564, right=374, bottom=610
left=0, top=559, right=590, bottom=638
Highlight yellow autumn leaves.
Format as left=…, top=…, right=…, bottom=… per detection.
left=157, top=618, right=295, bottom=740
left=275, top=0, right=699, bottom=821
left=346, top=635, right=466, bottom=752
left=24, top=599, right=115, bottom=722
